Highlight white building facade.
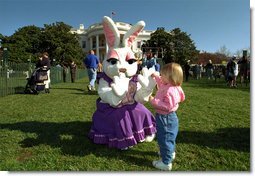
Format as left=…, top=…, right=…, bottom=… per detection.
left=70, top=21, right=154, bottom=62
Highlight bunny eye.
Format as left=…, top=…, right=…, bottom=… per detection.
left=107, top=58, right=118, bottom=65
left=127, top=59, right=137, bottom=65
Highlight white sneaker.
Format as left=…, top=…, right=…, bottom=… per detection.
left=152, top=160, right=172, bottom=171
left=145, top=134, right=155, bottom=142
left=87, top=85, right=92, bottom=91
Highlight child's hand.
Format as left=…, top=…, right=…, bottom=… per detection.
left=149, top=95, right=154, bottom=102
left=151, top=72, right=160, bottom=78
left=151, top=73, right=156, bottom=78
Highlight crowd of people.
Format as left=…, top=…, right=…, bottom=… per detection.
left=34, top=50, right=250, bottom=93
left=183, top=56, right=250, bottom=88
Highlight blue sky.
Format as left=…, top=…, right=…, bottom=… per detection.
left=0, top=0, right=251, bottom=54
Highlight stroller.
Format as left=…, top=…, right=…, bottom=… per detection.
left=24, top=66, right=50, bottom=94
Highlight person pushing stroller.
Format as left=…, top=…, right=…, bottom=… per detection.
left=25, top=52, right=51, bottom=94
left=35, top=52, right=51, bottom=93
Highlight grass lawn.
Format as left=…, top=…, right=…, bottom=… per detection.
left=0, top=77, right=250, bottom=171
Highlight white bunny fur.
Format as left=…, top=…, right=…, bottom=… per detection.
left=98, top=16, right=156, bottom=107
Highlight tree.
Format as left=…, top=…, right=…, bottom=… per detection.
left=144, top=27, right=199, bottom=66
left=198, top=52, right=228, bottom=65
left=0, top=22, right=84, bottom=65
left=41, top=22, right=84, bottom=65
left=143, top=27, right=171, bottom=58
left=167, top=28, right=199, bottom=65
left=216, top=45, right=231, bottom=57
left=1, top=26, right=42, bottom=63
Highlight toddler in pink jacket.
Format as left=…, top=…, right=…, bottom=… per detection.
left=149, top=63, right=185, bottom=171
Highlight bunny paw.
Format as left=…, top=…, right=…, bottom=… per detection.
left=138, top=67, right=156, bottom=90
left=111, top=73, right=129, bottom=97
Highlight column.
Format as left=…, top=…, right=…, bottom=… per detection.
left=90, top=37, right=93, bottom=50
left=96, top=35, right=99, bottom=58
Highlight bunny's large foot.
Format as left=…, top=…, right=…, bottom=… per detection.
left=145, top=134, right=155, bottom=142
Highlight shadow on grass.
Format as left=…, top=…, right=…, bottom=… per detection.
left=0, top=121, right=250, bottom=169
left=178, top=127, right=250, bottom=152
left=183, top=79, right=250, bottom=92
left=51, top=87, right=98, bottom=95
left=51, top=87, right=85, bottom=92
left=0, top=121, right=155, bottom=168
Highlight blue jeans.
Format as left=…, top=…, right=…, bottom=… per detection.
left=156, top=112, right=178, bottom=165
left=87, top=68, right=97, bottom=87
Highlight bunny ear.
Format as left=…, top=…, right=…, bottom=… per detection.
left=102, top=16, right=120, bottom=48
left=122, top=21, right=145, bottom=47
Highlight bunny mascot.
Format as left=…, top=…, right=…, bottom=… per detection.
left=88, top=16, right=157, bottom=150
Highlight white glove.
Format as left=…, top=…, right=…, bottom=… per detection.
left=137, top=67, right=156, bottom=91
left=110, top=73, right=129, bottom=97
left=135, top=67, right=157, bottom=103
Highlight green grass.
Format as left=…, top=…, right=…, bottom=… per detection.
left=0, top=77, right=250, bottom=171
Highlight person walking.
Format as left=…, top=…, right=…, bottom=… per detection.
left=83, top=50, right=100, bottom=91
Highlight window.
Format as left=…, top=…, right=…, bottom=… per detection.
left=120, top=34, right=124, bottom=44
left=93, top=40, right=96, bottom=48
left=82, top=41, right=86, bottom=48
left=137, top=41, right=141, bottom=48
left=100, top=39, right=105, bottom=47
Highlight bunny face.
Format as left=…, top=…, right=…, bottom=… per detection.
left=103, top=48, right=138, bottom=79
left=102, top=16, right=145, bottom=79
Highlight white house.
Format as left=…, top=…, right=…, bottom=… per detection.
left=70, top=21, right=154, bottom=62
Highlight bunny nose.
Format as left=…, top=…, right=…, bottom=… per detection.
left=119, top=68, right=127, bottom=73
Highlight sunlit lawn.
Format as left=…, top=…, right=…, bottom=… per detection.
left=0, top=77, right=250, bottom=171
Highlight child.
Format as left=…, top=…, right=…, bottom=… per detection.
left=149, top=63, right=185, bottom=171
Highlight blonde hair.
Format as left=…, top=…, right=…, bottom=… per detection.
left=160, top=63, right=183, bottom=86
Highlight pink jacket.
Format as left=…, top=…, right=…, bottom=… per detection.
left=150, top=75, right=185, bottom=115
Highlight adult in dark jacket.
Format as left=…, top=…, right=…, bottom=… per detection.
left=36, top=52, right=51, bottom=93
left=238, top=56, right=248, bottom=86
left=184, top=60, right=191, bottom=82
left=206, top=60, right=214, bottom=80
left=36, top=52, right=51, bottom=69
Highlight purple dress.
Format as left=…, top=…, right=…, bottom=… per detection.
left=88, top=73, right=156, bottom=149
